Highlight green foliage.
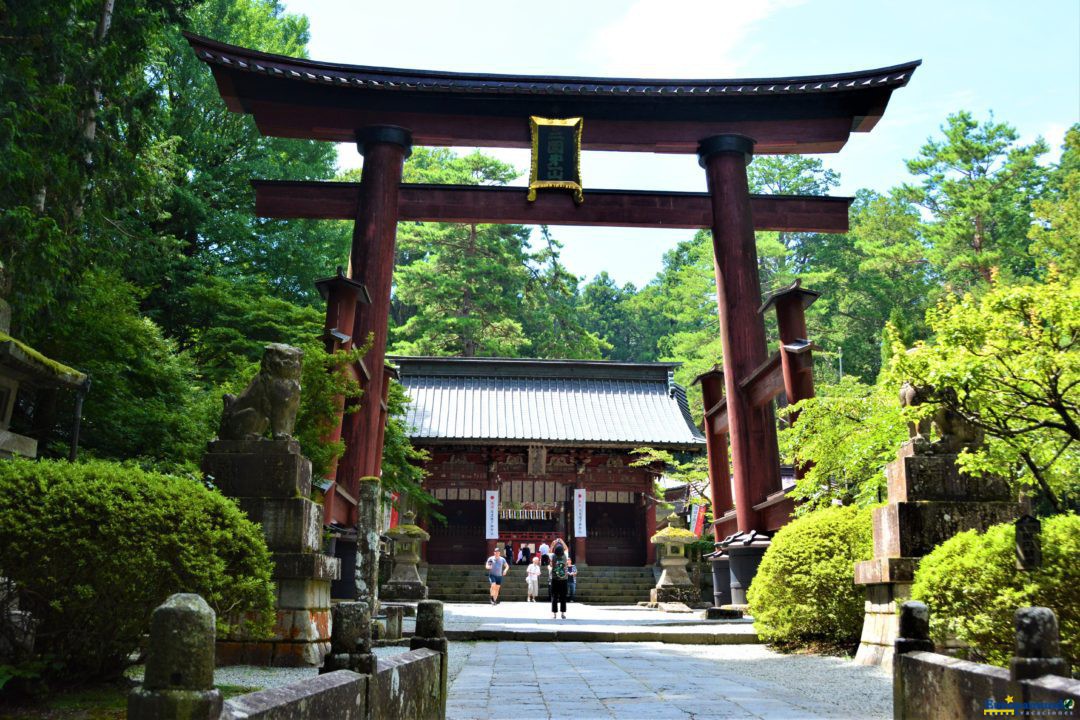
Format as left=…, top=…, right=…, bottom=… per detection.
left=293, top=343, right=366, bottom=479
left=38, top=269, right=215, bottom=472
left=380, top=380, right=435, bottom=515
left=1029, top=124, right=1080, bottom=277
left=893, top=273, right=1080, bottom=510
left=911, top=515, right=1080, bottom=668
left=902, top=111, right=1047, bottom=291
left=0, top=459, right=274, bottom=684
left=391, top=150, right=533, bottom=357
left=746, top=505, right=873, bottom=647
left=779, top=377, right=906, bottom=511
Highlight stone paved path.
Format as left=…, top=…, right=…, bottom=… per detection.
left=424, top=602, right=758, bottom=644
left=446, top=641, right=891, bottom=720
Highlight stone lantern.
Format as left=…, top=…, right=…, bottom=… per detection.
left=649, top=513, right=699, bottom=604
left=381, top=511, right=431, bottom=601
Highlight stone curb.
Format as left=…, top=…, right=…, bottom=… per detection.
left=440, top=628, right=759, bottom=644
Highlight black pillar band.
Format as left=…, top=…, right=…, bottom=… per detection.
left=356, top=126, right=413, bottom=158
left=697, top=134, right=756, bottom=168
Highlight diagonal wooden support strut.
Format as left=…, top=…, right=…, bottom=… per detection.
left=252, top=181, right=852, bottom=233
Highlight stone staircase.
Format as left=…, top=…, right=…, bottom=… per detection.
left=425, top=565, right=657, bottom=605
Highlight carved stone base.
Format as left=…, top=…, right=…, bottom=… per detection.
left=853, top=581, right=911, bottom=670
left=381, top=582, right=428, bottom=601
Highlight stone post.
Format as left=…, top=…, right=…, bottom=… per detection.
left=410, top=600, right=448, bottom=720
left=854, top=424, right=1018, bottom=668
left=895, top=601, right=935, bottom=657
left=128, top=594, right=223, bottom=720
left=1011, top=607, right=1070, bottom=681
left=892, top=601, right=935, bottom=720
left=356, top=477, right=382, bottom=611
left=321, top=601, right=375, bottom=676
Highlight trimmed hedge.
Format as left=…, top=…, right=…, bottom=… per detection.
left=746, top=505, right=873, bottom=647
left=0, top=459, right=274, bottom=684
left=911, top=514, right=1079, bottom=669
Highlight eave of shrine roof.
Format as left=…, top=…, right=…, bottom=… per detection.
left=390, top=356, right=705, bottom=450
left=185, top=33, right=919, bottom=100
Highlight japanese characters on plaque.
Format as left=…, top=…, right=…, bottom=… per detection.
left=528, top=117, right=583, bottom=204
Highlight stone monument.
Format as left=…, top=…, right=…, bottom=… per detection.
left=202, top=344, right=340, bottom=667
left=853, top=382, right=1018, bottom=668
left=381, top=510, right=430, bottom=601
left=649, top=513, right=700, bottom=605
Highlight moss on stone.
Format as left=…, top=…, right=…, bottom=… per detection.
left=0, top=330, right=87, bottom=387
left=650, top=526, right=698, bottom=544
left=386, top=523, right=430, bottom=541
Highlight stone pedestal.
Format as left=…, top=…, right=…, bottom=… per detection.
left=854, top=442, right=1018, bottom=668
left=203, top=438, right=340, bottom=667
left=721, top=530, right=770, bottom=607
left=381, top=511, right=430, bottom=601
left=709, top=553, right=732, bottom=608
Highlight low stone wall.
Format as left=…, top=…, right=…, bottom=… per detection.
left=370, top=649, right=443, bottom=720
left=129, top=594, right=448, bottom=720
left=893, top=602, right=1079, bottom=720
left=222, top=671, right=368, bottom=720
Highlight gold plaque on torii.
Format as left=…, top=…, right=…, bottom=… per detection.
left=528, top=117, right=583, bottom=204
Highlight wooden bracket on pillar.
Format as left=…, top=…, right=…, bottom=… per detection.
left=316, top=266, right=371, bottom=352
left=697, top=134, right=755, bottom=167
left=355, top=126, right=413, bottom=158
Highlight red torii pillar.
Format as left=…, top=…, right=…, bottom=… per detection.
left=342, top=126, right=411, bottom=484
left=694, top=365, right=733, bottom=543
left=698, top=134, right=782, bottom=605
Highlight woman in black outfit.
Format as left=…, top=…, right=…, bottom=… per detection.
left=548, top=543, right=569, bottom=619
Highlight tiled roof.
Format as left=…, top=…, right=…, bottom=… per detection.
left=391, top=357, right=705, bottom=450
left=186, top=33, right=918, bottom=100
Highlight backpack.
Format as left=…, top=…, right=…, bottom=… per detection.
left=553, top=556, right=567, bottom=580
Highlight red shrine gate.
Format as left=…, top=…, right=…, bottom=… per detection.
left=187, top=33, right=918, bottom=601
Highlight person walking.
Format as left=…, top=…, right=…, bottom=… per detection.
left=485, top=547, right=509, bottom=605
left=516, top=546, right=527, bottom=565
left=548, top=543, right=569, bottom=619
left=538, top=540, right=550, bottom=566
left=566, top=559, right=578, bottom=602
left=525, top=556, right=541, bottom=602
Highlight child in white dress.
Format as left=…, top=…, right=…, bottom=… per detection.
left=526, top=556, right=541, bottom=602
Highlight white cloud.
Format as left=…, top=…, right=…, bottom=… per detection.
left=587, top=0, right=804, bottom=78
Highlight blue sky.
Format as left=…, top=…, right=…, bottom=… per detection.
left=279, top=0, right=1079, bottom=288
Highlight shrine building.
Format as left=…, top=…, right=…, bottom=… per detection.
left=392, top=356, right=705, bottom=566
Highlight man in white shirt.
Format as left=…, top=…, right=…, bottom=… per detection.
left=538, top=540, right=550, bottom=566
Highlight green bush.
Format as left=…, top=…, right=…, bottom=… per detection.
left=746, top=505, right=873, bottom=647
left=911, top=514, right=1079, bottom=669
left=0, top=459, right=274, bottom=684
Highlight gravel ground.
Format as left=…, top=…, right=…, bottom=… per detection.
left=128, top=643, right=475, bottom=692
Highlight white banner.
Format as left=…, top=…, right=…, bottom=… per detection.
left=573, top=488, right=587, bottom=537
left=485, top=490, right=499, bottom=540
left=689, top=504, right=703, bottom=537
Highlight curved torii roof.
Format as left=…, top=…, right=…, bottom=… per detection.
left=185, top=33, right=919, bottom=154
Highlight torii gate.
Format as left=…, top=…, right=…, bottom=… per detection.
left=187, top=33, right=917, bottom=600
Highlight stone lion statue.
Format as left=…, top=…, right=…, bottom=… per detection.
left=218, top=343, right=303, bottom=442
left=900, top=381, right=983, bottom=454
